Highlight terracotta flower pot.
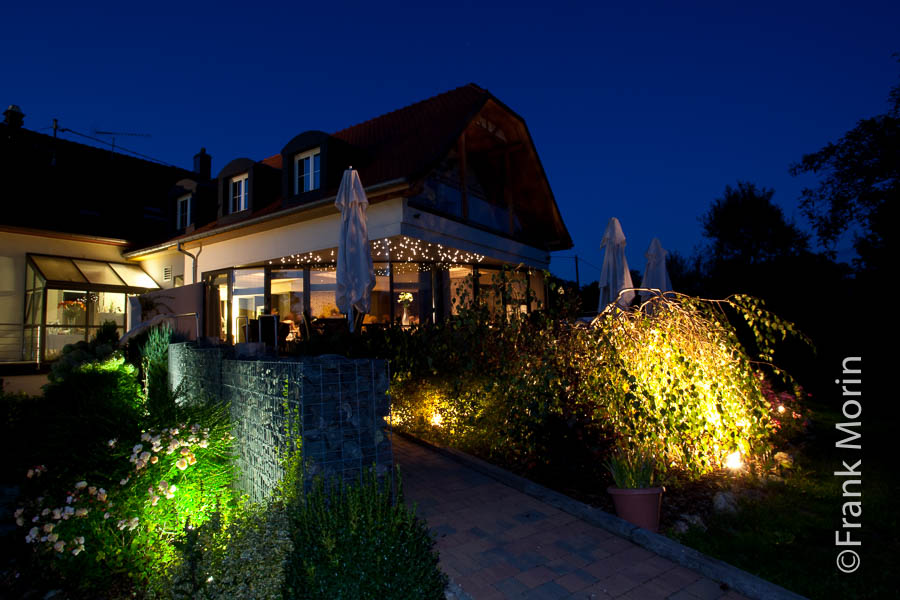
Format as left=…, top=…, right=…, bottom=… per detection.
left=607, top=486, right=663, bottom=532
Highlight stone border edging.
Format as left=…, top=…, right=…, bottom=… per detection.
left=396, top=431, right=808, bottom=600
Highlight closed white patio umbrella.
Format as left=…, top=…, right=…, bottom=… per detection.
left=335, top=168, right=376, bottom=332
left=598, top=217, right=634, bottom=310
left=640, top=237, right=673, bottom=300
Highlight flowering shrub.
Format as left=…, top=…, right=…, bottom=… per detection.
left=390, top=286, right=808, bottom=480
left=14, top=404, right=236, bottom=593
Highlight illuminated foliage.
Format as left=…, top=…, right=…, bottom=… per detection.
left=391, top=275, right=807, bottom=480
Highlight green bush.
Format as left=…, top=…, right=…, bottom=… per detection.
left=37, top=355, right=144, bottom=484
left=390, top=287, right=807, bottom=480
left=166, top=501, right=293, bottom=600
left=286, top=470, right=447, bottom=600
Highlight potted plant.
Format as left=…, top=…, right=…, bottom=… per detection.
left=606, top=449, right=663, bottom=532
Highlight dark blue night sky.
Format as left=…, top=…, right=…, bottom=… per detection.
left=4, top=1, right=897, bottom=283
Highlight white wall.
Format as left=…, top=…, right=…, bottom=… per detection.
left=138, top=249, right=183, bottom=289
left=187, top=198, right=405, bottom=283
left=179, top=195, right=550, bottom=283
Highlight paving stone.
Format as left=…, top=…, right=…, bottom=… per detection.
left=494, top=576, right=531, bottom=596
left=516, top=566, right=558, bottom=588
left=684, top=577, right=729, bottom=600
left=522, top=581, right=571, bottom=600
left=554, top=569, right=599, bottom=593
left=394, top=436, right=753, bottom=600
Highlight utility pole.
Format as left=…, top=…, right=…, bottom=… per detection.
left=574, top=255, right=580, bottom=289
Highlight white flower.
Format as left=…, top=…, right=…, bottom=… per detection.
left=43, top=523, right=54, bottom=533
left=127, top=517, right=139, bottom=531
left=103, top=512, right=110, bottom=519
left=150, top=455, right=158, bottom=464
left=15, top=517, right=24, bottom=526
left=176, top=459, right=188, bottom=470
left=52, top=508, right=62, bottom=520
left=180, top=446, right=191, bottom=456
left=117, top=520, right=126, bottom=530
left=14, top=508, right=23, bottom=518
left=141, top=432, right=151, bottom=442
left=41, top=508, right=50, bottom=516
left=53, top=540, right=65, bottom=552
left=47, top=533, right=58, bottom=543
left=108, top=438, right=117, bottom=447
left=26, top=527, right=39, bottom=543
left=150, top=495, right=160, bottom=506
left=74, top=536, right=84, bottom=545
left=133, top=444, right=143, bottom=453
left=75, top=508, right=88, bottom=517
left=198, top=439, right=209, bottom=448
left=74, top=481, right=87, bottom=490
left=26, top=469, right=34, bottom=479
left=88, top=486, right=97, bottom=495
left=97, top=489, right=107, bottom=502
left=31, top=516, right=39, bottom=522
left=71, top=547, right=83, bottom=556
left=120, top=478, right=129, bottom=486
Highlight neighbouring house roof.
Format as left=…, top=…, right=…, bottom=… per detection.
left=131, top=83, right=573, bottom=256
left=0, top=121, right=195, bottom=248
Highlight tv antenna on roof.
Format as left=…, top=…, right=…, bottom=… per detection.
left=93, top=129, right=152, bottom=154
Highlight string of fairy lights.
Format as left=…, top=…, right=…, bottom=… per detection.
left=267, top=236, right=486, bottom=270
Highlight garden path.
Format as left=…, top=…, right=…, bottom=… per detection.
left=393, top=435, right=750, bottom=600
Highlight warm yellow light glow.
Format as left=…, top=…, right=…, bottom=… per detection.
left=777, top=405, right=786, bottom=413
left=725, top=451, right=743, bottom=470
left=430, top=412, right=443, bottom=427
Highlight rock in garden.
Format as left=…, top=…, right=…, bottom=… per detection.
left=774, top=451, right=793, bottom=468
left=680, top=513, right=707, bottom=531
left=713, top=491, right=738, bottom=514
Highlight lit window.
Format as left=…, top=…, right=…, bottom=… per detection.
left=294, top=149, right=321, bottom=194
left=176, top=194, right=192, bottom=229
left=230, top=174, right=249, bottom=213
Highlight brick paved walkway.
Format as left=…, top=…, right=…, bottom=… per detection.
left=394, top=435, right=750, bottom=600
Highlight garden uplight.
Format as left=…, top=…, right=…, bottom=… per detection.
left=430, top=412, right=443, bottom=427
left=725, top=451, right=743, bottom=470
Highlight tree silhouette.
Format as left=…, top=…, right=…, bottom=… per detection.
left=700, top=181, right=810, bottom=266
left=791, top=65, right=899, bottom=276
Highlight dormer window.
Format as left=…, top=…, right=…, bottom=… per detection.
left=295, top=149, right=321, bottom=194
left=230, top=174, right=249, bottom=213
left=176, top=194, right=192, bottom=229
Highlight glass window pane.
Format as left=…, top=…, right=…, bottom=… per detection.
left=529, top=271, right=546, bottom=312
left=31, top=256, right=87, bottom=283
left=363, top=263, right=391, bottom=325
left=313, top=154, right=320, bottom=190
left=271, top=269, right=305, bottom=339
left=44, top=326, right=86, bottom=360
left=393, top=263, right=432, bottom=326
left=46, top=289, right=88, bottom=326
left=444, top=266, right=474, bottom=316
left=478, top=268, right=503, bottom=317
left=204, top=273, right=229, bottom=342
left=232, top=268, right=265, bottom=343
left=309, top=267, right=338, bottom=319
left=109, top=263, right=159, bottom=289
left=92, top=292, right=126, bottom=327
left=73, top=259, right=125, bottom=286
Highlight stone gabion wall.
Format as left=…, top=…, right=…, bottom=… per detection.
left=168, top=343, right=392, bottom=503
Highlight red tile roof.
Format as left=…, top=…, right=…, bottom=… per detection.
left=261, top=154, right=283, bottom=169
left=332, top=83, right=490, bottom=187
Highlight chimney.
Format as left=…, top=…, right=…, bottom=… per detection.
left=3, top=105, right=24, bottom=129
left=193, top=147, right=211, bottom=180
